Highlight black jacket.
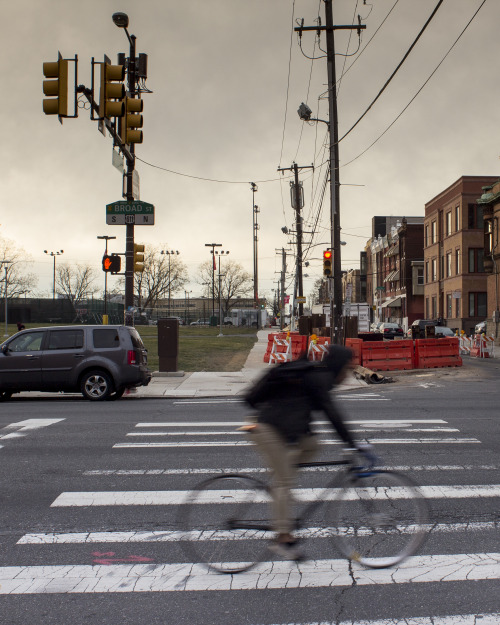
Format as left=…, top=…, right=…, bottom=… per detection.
left=244, top=344, right=356, bottom=446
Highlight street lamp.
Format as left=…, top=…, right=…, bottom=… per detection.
left=184, top=290, right=192, bottom=325
left=44, top=250, right=64, bottom=300
left=250, top=183, right=259, bottom=311
left=205, top=243, right=222, bottom=321
left=97, top=235, right=116, bottom=322
left=1, top=260, right=12, bottom=337
left=160, top=250, right=179, bottom=316
left=214, top=250, right=230, bottom=337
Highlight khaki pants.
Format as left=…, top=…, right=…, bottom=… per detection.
left=250, top=422, right=319, bottom=534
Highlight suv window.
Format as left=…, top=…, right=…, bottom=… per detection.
left=128, top=328, right=145, bottom=349
left=48, top=330, right=84, bottom=350
left=93, top=329, right=120, bottom=349
left=8, top=332, right=44, bottom=352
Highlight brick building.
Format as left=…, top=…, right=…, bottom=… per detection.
left=365, top=216, right=424, bottom=331
left=423, top=176, right=497, bottom=335
left=476, top=179, right=500, bottom=341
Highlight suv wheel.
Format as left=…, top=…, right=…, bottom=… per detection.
left=81, top=370, right=113, bottom=401
left=106, top=386, right=126, bottom=401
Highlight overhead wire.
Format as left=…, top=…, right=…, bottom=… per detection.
left=338, top=0, right=444, bottom=144
left=342, top=0, right=487, bottom=169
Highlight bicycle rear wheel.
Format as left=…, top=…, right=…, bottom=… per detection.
left=178, top=474, right=272, bottom=574
left=331, top=469, right=429, bottom=569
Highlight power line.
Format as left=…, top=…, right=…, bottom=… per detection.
left=342, top=0, right=487, bottom=169
left=338, top=0, right=444, bottom=144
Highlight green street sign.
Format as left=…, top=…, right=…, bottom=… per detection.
left=106, top=200, right=155, bottom=225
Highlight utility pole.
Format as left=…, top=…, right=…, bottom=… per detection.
left=277, top=163, right=313, bottom=318
left=250, top=183, right=259, bottom=312
left=295, top=4, right=365, bottom=343
left=275, top=247, right=288, bottom=330
left=205, top=242, right=222, bottom=321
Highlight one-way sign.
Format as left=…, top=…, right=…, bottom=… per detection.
left=106, top=200, right=155, bottom=226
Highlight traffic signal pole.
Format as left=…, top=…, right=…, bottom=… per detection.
left=124, top=34, right=137, bottom=315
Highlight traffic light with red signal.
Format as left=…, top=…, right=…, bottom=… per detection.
left=323, top=250, right=333, bottom=277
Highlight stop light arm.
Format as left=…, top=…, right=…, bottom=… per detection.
left=76, top=84, right=134, bottom=163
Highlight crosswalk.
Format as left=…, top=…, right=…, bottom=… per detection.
left=4, top=394, right=500, bottom=624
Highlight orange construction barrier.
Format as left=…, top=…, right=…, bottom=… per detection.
left=414, top=337, right=462, bottom=369
left=362, top=340, right=414, bottom=371
left=345, top=338, right=362, bottom=366
left=308, top=336, right=330, bottom=361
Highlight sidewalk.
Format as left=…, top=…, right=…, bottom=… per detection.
left=137, top=330, right=368, bottom=399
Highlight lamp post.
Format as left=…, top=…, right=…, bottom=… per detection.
left=112, top=12, right=140, bottom=315
left=97, top=235, right=116, bottom=322
left=214, top=250, right=230, bottom=337
left=250, top=183, right=259, bottom=311
left=1, top=260, right=12, bottom=337
left=44, top=250, right=64, bottom=300
left=205, top=243, right=222, bottom=322
left=160, top=250, right=179, bottom=316
left=184, top=290, right=192, bottom=325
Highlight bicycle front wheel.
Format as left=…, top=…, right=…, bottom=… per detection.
left=331, top=469, right=429, bottom=569
left=178, top=474, right=272, bottom=574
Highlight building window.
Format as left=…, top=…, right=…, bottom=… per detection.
left=455, top=248, right=460, bottom=274
left=468, top=203, right=484, bottom=229
left=425, top=261, right=429, bottom=283
left=425, top=297, right=429, bottom=319
left=446, top=211, right=452, bottom=236
left=431, top=221, right=437, bottom=244
left=455, top=297, right=460, bottom=317
left=455, top=205, right=460, bottom=231
left=485, top=219, right=493, bottom=256
left=468, top=248, right=484, bottom=273
left=431, top=258, right=437, bottom=281
left=469, top=292, right=487, bottom=317
left=446, top=252, right=452, bottom=277
left=446, top=294, right=452, bottom=318
left=431, top=296, right=437, bottom=319
left=417, top=267, right=424, bottom=285
left=425, top=224, right=429, bottom=247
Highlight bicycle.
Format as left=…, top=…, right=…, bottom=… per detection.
left=178, top=451, right=430, bottom=574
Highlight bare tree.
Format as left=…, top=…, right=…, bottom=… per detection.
left=197, top=259, right=252, bottom=314
left=134, top=245, right=188, bottom=309
left=0, top=236, right=38, bottom=298
left=56, top=263, right=98, bottom=307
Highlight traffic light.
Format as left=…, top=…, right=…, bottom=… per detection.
left=43, top=53, right=69, bottom=118
left=133, top=244, right=145, bottom=273
left=120, top=97, right=144, bottom=145
left=102, top=254, right=121, bottom=273
left=323, top=250, right=333, bottom=277
left=99, top=61, right=125, bottom=120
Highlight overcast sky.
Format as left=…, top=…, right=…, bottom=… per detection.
left=3, top=0, right=499, bottom=302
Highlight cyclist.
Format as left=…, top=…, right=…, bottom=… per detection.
left=244, top=344, right=372, bottom=560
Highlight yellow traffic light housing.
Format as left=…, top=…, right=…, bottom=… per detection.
left=323, top=250, right=333, bottom=277
left=43, top=53, right=68, bottom=118
left=99, top=60, right=125, bottom=120
left=120, top=97, right=144, bottom=145
left=133, top=244, right=145, bottom=273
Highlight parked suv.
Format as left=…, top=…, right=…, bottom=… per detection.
left=0, top=325, right=151, bottom=401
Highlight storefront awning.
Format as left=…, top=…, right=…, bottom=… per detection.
left=381, top=296, right=402, bottom=308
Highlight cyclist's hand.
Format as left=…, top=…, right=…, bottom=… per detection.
left=355, top=443, right=377, bottom=468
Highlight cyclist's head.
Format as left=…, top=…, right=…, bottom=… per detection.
left=322, top=345, right=353, bottom=383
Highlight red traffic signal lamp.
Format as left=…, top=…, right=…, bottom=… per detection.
left=323, top=250, right=333, bottom=277
left=102, top=254, right=121, bottom=273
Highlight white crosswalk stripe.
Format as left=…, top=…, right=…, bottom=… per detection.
left=8, top=409, right=498, bottom=625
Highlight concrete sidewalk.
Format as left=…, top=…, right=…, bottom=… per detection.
left=136, top=329, right=368, bottom=398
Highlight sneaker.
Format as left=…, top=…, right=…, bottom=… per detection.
left=269, top=540, right=305, bottom=562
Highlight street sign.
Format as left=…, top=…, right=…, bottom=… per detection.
left=296, top=296, right=306, bottom=303
left=106, top=200, right=155, bottom=226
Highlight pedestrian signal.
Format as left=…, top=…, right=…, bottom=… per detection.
left=102, top=254, right=121, bottom=273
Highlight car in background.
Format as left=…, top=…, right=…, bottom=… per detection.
left=0, top=325, right=151, bottom=402
left=379, top=322, right=404, bottom=339
left=434, top=326, right=455, bottom=338
left=190, top=319, right=210, bottom=326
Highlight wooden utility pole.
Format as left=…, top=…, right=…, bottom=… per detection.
left=295, top=3, right=365, bottom=342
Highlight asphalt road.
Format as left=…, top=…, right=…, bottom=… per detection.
left=0, top=364, right=499, bottom=625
